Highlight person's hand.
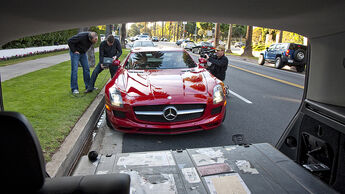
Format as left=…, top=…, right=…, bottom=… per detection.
left=74, top=51, right=80, bottom=54
left=113, top=56, right=117, bottom=60
left=100, top=64, right=107, bottom=69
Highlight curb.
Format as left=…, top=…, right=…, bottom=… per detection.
left=46, top=86, right=106, bottom=177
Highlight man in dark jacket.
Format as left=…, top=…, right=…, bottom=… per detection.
left=85, top=35, right=122, bottom=93
left=205, top=45, right=228, bottom=81
left=68, top=31, right=98, bottom=94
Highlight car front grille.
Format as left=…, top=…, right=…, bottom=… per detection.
left=133, top=104, right=205, bottom=123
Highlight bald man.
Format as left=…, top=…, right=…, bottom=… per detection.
left=68, top=31, right=98, bottom=94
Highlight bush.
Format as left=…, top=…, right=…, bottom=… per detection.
left=2, top=26, right=105, bottom=49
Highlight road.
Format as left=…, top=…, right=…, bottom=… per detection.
left=98, top=42, right=305, bottom=154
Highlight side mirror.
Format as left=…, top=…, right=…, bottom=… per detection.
left=198, top=58, right=207, bottom=64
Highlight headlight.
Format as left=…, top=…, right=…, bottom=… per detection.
left=213, top=84, right=224, bottom=104
left=109, top=86, right=123, bottom=107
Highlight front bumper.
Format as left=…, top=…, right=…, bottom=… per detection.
left=106, top=102, right=226, bottom=134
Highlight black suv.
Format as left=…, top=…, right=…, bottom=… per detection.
left=258, top=43, right=307, bottom=72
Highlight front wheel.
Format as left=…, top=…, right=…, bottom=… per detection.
left=296, top=65, right=305, bottom=73
left=106, top=112, right=114, bottom=129
left=258, top=55, right=265, bottom=65
left=275, top=57, right=284, bottom=69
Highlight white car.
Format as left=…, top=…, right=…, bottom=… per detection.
left=181, top=41, right=196, bottom=50
left=131, top=40, right=155, bottom=49
left=100, top=34, right=105, bottom=41
left=138, top=35, right=150, bottom=41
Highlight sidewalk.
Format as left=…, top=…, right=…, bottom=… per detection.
left=0, top=45, right=69, bottom=58
left=0, top=48, right=99, bottom=82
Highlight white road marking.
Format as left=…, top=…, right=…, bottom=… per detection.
left=229, top=90, right=253, bottom=104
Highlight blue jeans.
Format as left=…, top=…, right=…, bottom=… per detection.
left=88, top=62, right=118, bottom=90
left=70, top=51, right=90, bottom=91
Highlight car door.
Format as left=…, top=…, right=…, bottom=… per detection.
left=266, top=44, right=276, bottom=61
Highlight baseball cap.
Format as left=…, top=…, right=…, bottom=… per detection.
left=216, top=45, right=225, bottom=51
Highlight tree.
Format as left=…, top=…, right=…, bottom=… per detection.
left=242, top=26, right=253, bottom=57
left=232, top=24, right=246, bottom=38
left=120, top=23, right=126, bottom=48
left=277, top=30, right=283, bottom=43
left=128, top=24, right=140, bottom=37
left=214, top=23, right=220, bottom=47
left=226, top=24, right=232, bottom=53
left=105, top=24, right=113, bottom=37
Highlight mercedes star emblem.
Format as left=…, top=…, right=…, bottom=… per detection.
left=163, top=106, right=178, bottom=121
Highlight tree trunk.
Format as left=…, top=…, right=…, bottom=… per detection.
left=161, top=21, right=164, bottom=38
left=214, top=23, right=220, bottom=48
left=168, top=22, right=172, bottom=41
left=277, top=30, right=283, bottom=43
left=242, top=26, right=253, bottom=57
left=105, top=24, right=113, bottom=37
left=120, top=23, right=126, bottom=48
left=226, top=24, right=233, bottom=53
left=154, top=22, right=156, bottom=36
left=79, top=27, right=95, bottom=67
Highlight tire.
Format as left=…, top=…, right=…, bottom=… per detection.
left=296, top=65, right=305, bottom=73
left=222, top=109, right=227, bottom=123
left=106, top=113, right=114, bottom=129
left=258, top=55, right=265, bottom=65
left=275, top=57, right=284, bottom=69
left=294, top=49, right=306, bottom=62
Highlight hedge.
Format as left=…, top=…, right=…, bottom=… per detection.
left=1, top=26, right=105, bottom=49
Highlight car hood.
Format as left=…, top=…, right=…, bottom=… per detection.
left=122, top=68, right=209, bottom=98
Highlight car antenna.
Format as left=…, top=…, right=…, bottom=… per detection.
left=0, top=73, right=4, bottom=111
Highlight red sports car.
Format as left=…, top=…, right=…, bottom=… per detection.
left=105, top=47, right=227, bottom=134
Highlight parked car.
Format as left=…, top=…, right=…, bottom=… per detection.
left=131, top=40, right=155, bottom=48
left=234, top=42, right=245, bottom=48
left=152, top=36, right=159, bottom=42
left=191, top=41, right=215, bottom=54
left=161, top=38, right=168, bottom=41
left=176, top=39, right=185, bottom=46
left=138, top=35, right=150, bottom=40
left=100, top=34, right=105, bottom=41
left=129, top=36, right=137, bottom=42
left=181, top=41, right=196, bottom=50
left=105, top=47, right=226, bottom=134
left=258, top=43, right=307, bottom=72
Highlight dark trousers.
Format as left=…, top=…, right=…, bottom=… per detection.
left=88, top=62, right=118, bottom=90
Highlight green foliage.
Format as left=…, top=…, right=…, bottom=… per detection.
left=253, top=27, right=264, bottom=43
left=2, top=29, right=79, bottom=49
left=2, top=50, right=129, bottom=161
left=128, top=24, right=141, bottom=37
left=283, top=31, right=304, bottom=44
left=2, top=26, right=104, bottom=49
left=232, top=25, right=246, bottom=38
left=199, top=22, right=214, bottom=30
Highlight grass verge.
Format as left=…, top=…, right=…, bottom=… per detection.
left=2, top=49, right=129, bottom=161
left=0, top=50, right=69, bottom=67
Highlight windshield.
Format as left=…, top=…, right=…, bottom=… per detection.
left=133, top=41, right=154, bottom=47
left=126, top=51, right=196, bottom=70
left=201, top=42, right=212, bottom=46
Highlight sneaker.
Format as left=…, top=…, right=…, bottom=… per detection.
left=72, top=89, right=79, bottom=94
left=85, top=87, right=98, bottom=93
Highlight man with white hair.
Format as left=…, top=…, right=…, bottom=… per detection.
left=68, top=31, right=98, bottom=94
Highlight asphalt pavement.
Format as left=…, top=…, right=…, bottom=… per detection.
left=119, top=42, right=304, bottom=153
